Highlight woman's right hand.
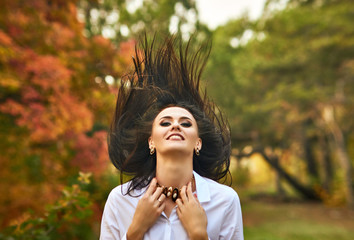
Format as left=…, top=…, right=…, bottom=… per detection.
left=126, top=178, right=166, bottom=240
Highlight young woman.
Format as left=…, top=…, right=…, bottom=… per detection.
left=100, top=35, right=243, bottom=240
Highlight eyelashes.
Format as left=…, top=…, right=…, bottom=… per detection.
left=181, top=122, right=192, bottom=127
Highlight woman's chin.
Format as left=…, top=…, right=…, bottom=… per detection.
left=158, top=148, right=193, bottom=157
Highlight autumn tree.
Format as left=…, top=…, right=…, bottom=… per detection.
left=0, top=0, right=134, bottom=229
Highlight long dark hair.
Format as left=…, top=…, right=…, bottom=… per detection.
left=108, top=34, right=231, bottom=195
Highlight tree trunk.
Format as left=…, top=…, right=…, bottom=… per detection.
left=322, top=105, right=353, bottom=206
left=274, top=156, right=285, bottom=197
left=301, top=120, right=319, bottom=182
left=258, top=149, right=321, bottom=200
left=318, top=133, right=333, bottom=192
left=236, top=147, right=321, bottom=201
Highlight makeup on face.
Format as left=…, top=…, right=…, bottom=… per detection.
left=149, top=107, right=201, bottom=154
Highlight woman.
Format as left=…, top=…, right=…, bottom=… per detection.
left=100, top=35, right=243, bottom=240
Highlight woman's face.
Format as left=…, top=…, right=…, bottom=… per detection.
left=149, top=107, right=202, bottom=156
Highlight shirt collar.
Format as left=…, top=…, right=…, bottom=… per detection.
left=193, top=171, right=211, bottom=203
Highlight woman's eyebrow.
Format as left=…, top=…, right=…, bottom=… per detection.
left=159, top=116, right=192, bottom=121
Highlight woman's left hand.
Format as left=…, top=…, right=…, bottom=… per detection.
left=175, top=182, right=208, bottom=240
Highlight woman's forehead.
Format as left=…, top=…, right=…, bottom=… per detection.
left=155, top=106, right=195, bottom=121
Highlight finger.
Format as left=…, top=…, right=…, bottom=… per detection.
left=152, top=186, right=163, bottom=200
left=158, top=201, right=166, bottom=212
left=175, top=198, right=183, bottom=208
left=146, top=178, right=157, bottom=195
left=176, top=206, right=182, bottom=217
left=157, top=193, right=166, bottom=206
left=158, top=193, right=166, bottom=202
left=153, top=190, right=164, bottom=208
left=186, top=182, right=193, bottom=199
left=180, top=185, right=188, bottom=203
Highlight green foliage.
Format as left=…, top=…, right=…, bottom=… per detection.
left=206, top=0, right=354, bottom=203
left=231, top=165, right=250, bottom=187
left=77, top=0, right=208, bottom=43
left=0, top=172, right=94, bottom=240
left=208, top=0, right=354, bottom=143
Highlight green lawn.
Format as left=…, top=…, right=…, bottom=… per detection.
left=241, top=196, right=354, bottom=240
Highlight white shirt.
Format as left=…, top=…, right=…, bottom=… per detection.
left=100, top=171, right=244, bottom=240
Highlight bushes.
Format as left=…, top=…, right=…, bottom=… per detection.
left=0, top=172, right=94, bottom=240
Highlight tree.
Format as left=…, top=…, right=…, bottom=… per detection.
left=0, top=0, right=134, bottom=228
left=206, top=0, right=354, bottom=204
left=77, top=0, right=209, bottom=43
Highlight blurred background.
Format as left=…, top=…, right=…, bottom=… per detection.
left=0, top=0, right=353, bottom=239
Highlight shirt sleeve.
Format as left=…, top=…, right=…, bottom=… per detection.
left=219, top=194, right=244, bottom=240
left=100, top=190, right=127, bottom=240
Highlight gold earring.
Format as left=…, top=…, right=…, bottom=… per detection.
left=195, top=148, right=200, bottom=156
left=150, top=147, right=155, bottom=155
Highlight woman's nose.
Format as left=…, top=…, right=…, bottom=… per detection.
left=171, top=121, right=180, bottom=130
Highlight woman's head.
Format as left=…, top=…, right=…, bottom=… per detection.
left=108, top=34, right=231, bottom=193
left=149, top=106, right=201, bottom=158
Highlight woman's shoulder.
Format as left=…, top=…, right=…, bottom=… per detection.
left=107, top=180, right=147, bottom=201
left=105, top=181, right=130, bottom=203
left=202, top=176, right=240, bottom=203
left=106, top=181, right=138, bottom=202
left=109, top=181, right=129, bottom=194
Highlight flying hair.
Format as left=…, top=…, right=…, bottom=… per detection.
left=108, top=34, right=231, bottom=195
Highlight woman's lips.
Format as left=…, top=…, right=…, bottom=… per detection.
left=167, top=134, right=184, bottom=140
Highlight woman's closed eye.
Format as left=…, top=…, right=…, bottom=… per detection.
left=160, top=121, right=171, bottom=127
left=181, top=122, right=192, bottom=127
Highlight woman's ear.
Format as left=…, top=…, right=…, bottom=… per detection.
left=196, top=138, right=202, bottom=150
left=148, top=137, right=154, bottom=148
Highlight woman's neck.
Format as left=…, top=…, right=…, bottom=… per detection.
left=155, top=153, right=193, bottom=189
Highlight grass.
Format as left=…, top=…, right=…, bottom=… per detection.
left=244, top=221, right=353, bottom=240
left=240, top=192, right=354, bottom=240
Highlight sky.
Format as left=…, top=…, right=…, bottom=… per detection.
left=196, top=0, right=267, bottom=29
